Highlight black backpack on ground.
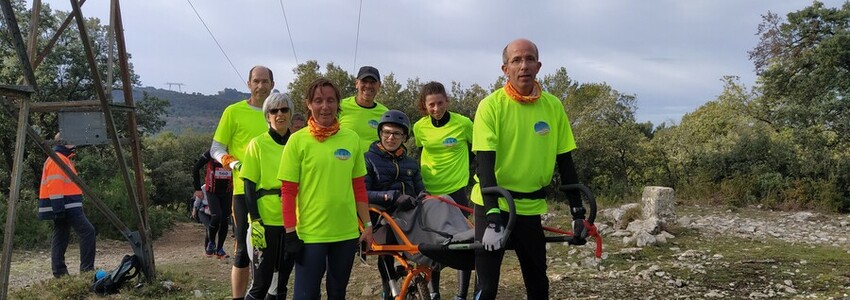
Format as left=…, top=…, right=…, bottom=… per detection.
left=91, top=254, right=140, bottom=295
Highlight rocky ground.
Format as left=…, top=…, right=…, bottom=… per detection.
left=7, top=204, right=850, bottom=299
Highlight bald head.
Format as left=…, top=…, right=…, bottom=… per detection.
left=247, top=65, right=275, bottom=105
left=502, top=39, right=539, bottom=64
left=248, top=65, right=274, bottom=82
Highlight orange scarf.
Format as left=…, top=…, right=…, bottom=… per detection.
left=307, top=115, right=340, bottom=142
left=377, top=143, right=405, bottom=157
left=504, top=80, right=542, bottom=104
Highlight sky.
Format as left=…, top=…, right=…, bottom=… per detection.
left=34, top=0, right=847, bottom=125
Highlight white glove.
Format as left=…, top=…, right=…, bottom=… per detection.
left=481, top=223, right=505, bottom=251
left=228, top=160, right=242, bottom=171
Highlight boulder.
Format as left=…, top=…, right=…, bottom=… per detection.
left=642, top=186, right=677, bottom=227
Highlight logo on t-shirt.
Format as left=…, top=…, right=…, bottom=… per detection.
left=442, top=137, right=458, bottom=147
left=534, top=121, right=550, bottom=135
left=334, top=149, right=352, bottom=160
left=368, top=120, right=379, bottom=128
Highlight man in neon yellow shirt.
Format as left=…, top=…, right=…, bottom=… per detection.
left=339, top=66, right=389, bottom=151
left=210, top=65, right=274, bottom=300
left=471, top=39, right=588, bottom=300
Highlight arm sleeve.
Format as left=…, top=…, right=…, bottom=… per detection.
left=367, top=190, right=397, bottom=206
left=244, top=179, right=261, bottom=221
left=468, top=145, right=476, bottom=167
left=353, top=176, right=368, bottom=204
left=192, top=153, right=208, bottom=191
left=210, top=140, right=229, bottom=164
left=556, top=151, right=584, bottom=219
left=476, top=151, right=500, bottom=218
left=193, top=196, right=203, bottom=209
left=281, top=181, right=299, bottom=228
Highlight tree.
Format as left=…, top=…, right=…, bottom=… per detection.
left=285, top=61, right=354, bottom=116
left=0, top=2, right=146, bottom=196
left=749, top=1, right=850, bottom=144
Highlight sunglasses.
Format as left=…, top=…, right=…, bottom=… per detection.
left=269, top=107, right=290, bottom=114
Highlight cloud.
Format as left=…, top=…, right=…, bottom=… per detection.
left=34, top=0, right=846, bottom=124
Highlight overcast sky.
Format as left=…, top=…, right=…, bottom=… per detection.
left=36, top=0, right=846, bottom=125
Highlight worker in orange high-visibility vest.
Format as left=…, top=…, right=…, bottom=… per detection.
left=38, top=133, right=96, bottom=278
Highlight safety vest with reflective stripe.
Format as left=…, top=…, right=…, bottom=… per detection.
left=38, top=152, right=84, bottom=220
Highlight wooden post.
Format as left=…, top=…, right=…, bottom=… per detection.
left=0, top=101, right=30, bottom=300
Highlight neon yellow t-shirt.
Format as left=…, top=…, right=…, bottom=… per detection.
left=277, top=128, right=367, bottom=243
left=470, top=89, right=576, bottom=215
left=212, top=100, right=268, bottom=196
left=338, top=96, right=388, bottom=152
left=240, top=132, right=286, bottom=226
left=413, top=112, right=473, bottom=195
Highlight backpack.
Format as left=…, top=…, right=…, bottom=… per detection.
left=91, top=254, right=141, bottom=295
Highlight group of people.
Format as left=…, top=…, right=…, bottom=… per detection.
left=39, top=38, right=589, bottom=300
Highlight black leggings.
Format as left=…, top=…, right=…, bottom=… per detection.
left=205, top=190, right=232, bottom=250
left=247, top=226, right=295, bottom=300
left=232, top=194, right=250, bottom=268
left=473, top=205, right=548, bottom=300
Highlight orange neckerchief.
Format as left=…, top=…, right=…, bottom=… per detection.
left=377, top=142, right=405, bottom=157
left=307, top=115, right=340, bottom=142
left=504, top=80, right=542, bottom=104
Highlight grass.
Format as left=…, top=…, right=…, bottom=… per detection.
left=12, top=265, right=231, bottom=300
left=11, top=201, right=850, bottom=299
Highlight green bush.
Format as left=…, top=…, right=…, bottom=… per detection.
left=0, top=189, right=53, bottom=249
left=88, top=175, right=179, bottom=241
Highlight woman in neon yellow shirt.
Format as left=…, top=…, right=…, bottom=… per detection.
left=412, top=81, right=474, bottom=300
left=279, top=78, right=374, bottom=300
left=241, top=92, right=294, bottom=299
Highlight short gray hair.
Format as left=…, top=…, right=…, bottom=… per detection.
left=263, top=92, right=293, bottom=122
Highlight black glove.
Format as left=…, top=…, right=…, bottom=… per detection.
left=571, top=219, right=588, bottom=245
left=396, top=194, right=417, bottom=211
left=385, top=190, right=398, bottom=203
left=284, top=231, right=304, bottom=262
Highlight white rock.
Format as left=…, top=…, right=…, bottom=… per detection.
left=791, top=212, right=815, bottom=221
left=610, top=230, right=632, bottom=237
left=626, top=219, right=645, bottom=233
left=193, top=290, right=203, bottom=298
left=704, top=290, right=723, bottom=298
left=636, top=231, right=657, bottom=247
left=749, top=292, right=769, bottom=298
left=655, top=233, right=667, bottom=244
left=677, top=216, right=691, bottom=227
left=641, top=186, right=677, bottom=225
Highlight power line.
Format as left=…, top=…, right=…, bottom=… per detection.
left=186, top=0, right=244, bottom=83
left=353, top=0, right=363, bottom=71
left=278, top=0, right=299, bottom=65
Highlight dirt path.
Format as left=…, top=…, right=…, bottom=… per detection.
left=6, top=222, right=225, bottom=291
left=7, top=207, right=850, bottom=298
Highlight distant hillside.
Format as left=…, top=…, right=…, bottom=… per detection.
left=112, top=87, right=249, bottom=133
